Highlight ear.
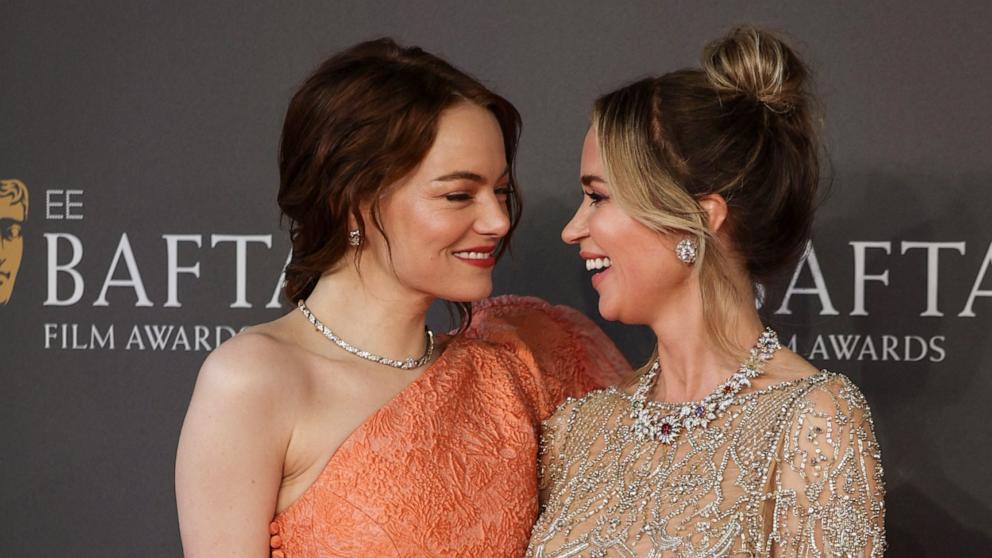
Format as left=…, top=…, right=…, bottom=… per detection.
left=698, top=194, right=728, bottom=234
left=350, top=199, right=374, bottom=232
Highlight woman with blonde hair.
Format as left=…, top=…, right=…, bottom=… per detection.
left=528, top=26, right=886, bottom=557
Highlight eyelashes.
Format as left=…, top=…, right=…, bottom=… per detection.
left=444, top=186, right=514, bottom=203
left=584, top=190, right=607, bottom=205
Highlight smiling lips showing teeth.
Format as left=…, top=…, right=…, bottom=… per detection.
left=453, top=247, right=497, bottom=268
left=584, top=256, right=612, bottom=288
left=585, top=257, right=612, bottom=272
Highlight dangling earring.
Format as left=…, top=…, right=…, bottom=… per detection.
left=348, top=229, right=361, bottom=247
left=676, top=238, right=698, bottom=265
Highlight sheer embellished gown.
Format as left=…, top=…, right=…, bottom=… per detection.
left=266, top=296, right=629, bottom=557
left=527, top=367, right=886, bottom=557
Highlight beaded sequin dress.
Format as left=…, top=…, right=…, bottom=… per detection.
left=527, top=370, right=886, bottom=557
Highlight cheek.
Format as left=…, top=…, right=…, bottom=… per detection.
left=589, top=207, right=666, bottom=266
left=384, top=209, right=470, bottom=278
left=628, top=232, right=680, bottom=277
left=384, top=202, right=455, bottom=250
left=594, top=216, right=681, bottom=303
left=614, top=247, right=665, bottom=298
left=587, top=207, right=624, bottom=249
left=405, top=210, right=468, bottom=258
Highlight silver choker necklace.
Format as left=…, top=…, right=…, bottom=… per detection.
left=630, top=327, right=781, bottom=444
left=297, top=299, right=435, bottom=370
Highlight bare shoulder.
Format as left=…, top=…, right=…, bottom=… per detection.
left=195, top=313, right=311, bottom=406
left=177, top=316, right=306, bottom=554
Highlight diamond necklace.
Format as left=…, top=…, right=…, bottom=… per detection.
left=629, top=327, right=781, bottom=444
left=297, top=299, right=435, bottom=370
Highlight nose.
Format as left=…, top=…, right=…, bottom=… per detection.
left=475, top=193, right=511, bottom=238
left=561, top=204, right=588, bottom=245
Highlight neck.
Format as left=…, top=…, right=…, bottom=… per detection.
left=302, top=260, right=433, bottom=364
left=648, top=281, right=764, bottom=402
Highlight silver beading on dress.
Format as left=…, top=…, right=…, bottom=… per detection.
left=527, top=329, right=886, bottom=557
left=298, top=299, right=434, bottom=370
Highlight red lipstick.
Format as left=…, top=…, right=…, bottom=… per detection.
left=453, top=246, right=497, bottom=268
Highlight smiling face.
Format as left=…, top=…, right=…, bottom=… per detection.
left=362, top=102, right=512, bottom=302
left=561, top=128, right=694, bottom=324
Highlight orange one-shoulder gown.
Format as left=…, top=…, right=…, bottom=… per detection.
left=267, top=296, right=628, bottom=557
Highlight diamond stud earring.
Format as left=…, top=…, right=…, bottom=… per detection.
left=348, top=229, right=361, bottom=247
left=676, top=238, right=698, bottom=264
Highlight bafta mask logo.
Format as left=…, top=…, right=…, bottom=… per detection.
left=0, top=179, right=28, bottom=305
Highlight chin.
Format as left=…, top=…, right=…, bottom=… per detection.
left=596, top=297, right=621, bottom=322
left=437, top=280, right=493, bottom=303
left=598, top=296, right=648, bottom=325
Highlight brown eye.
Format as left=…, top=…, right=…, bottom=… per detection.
left=445, top=193, right=472, bottom=202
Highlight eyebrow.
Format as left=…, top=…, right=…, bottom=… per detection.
left=433, top=167, right=510, bottom=184
left=580, top=174, right=606, bottom=187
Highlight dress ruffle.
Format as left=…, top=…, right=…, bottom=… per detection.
left=468, top=294, right=630, bottom=419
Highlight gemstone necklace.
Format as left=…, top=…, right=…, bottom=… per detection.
left=629, top=328, right=782, bottom=444
left=297, top=299, right=435, bottom=370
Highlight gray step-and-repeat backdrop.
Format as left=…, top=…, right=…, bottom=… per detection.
left=3, top=2, right=990, bottom=556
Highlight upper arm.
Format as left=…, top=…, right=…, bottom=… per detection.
left=769, top=376, right=887, bottom=557
left=175, top=334, right=294, bottom=558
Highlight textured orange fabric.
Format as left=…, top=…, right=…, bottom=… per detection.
left=269, top=295, right=628, bottom=557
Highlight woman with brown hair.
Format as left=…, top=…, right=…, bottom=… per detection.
left=528, top=27, right=886, bottom=556
left=175, top=39, right=627, bottom=557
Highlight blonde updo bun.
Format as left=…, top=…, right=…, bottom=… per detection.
left=702, top=25, right=809, bottom=115
left=592, top=24, right=821, bottom=350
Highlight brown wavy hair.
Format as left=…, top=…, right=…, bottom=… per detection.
left=593, top=25, right=820, bottom=354
left=278, top=38, right=522, bottom=328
